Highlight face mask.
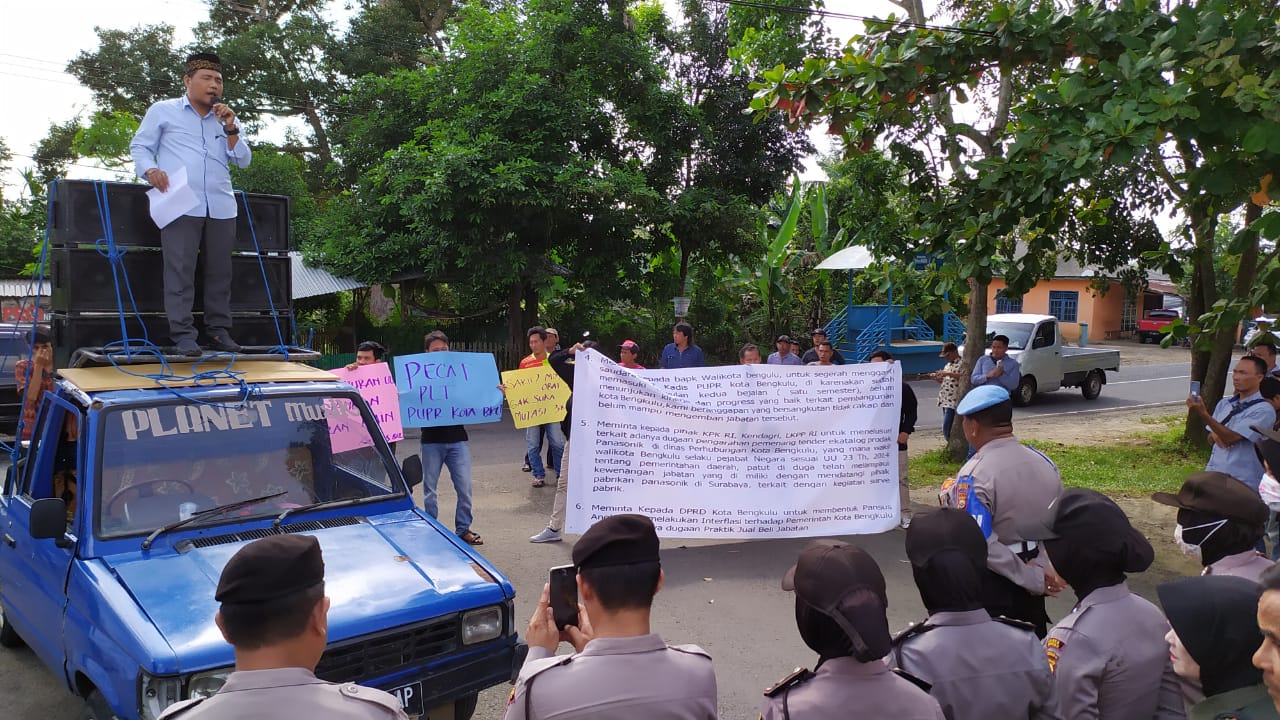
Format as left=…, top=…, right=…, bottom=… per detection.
left=1173, top=519, right=1228, bottom=561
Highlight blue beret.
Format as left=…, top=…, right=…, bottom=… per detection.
left=956, top=385, right=1011, bottom=416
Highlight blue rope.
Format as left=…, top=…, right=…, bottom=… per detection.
left=238, top=190, right=290, bottom=360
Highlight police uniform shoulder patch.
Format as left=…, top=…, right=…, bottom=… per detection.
left=891, top=621, right=935, bottom=645
left=763, top=667, right=814, bottom=697
left=892, top=667, right=933, bottom=693
left=338, top=683, right=404, bottom=716
left=993, top=616, right=1037, bottom=633
left=1045, top=636, right=1066, bottom=673
left=157, top=698, right=205, bottom=719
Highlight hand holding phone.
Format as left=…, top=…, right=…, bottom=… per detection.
left=1190, top=380, right=1201, bottom=402
left=549, top=565, right=579, bottom=631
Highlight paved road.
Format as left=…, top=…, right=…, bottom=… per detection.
left=909, top=361, right=1192, bottom=430
left=0, top=360, right=1195, bottom=720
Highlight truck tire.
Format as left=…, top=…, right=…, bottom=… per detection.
left=0, top=604, right=22, bottom=648
left=455, top=693, right=479, bottom=720
left=78, top=690, right=119, bottom=720
left=1082, top=370, right=1104, bottom=400
left=1014, top=376, right=1037, bottom=407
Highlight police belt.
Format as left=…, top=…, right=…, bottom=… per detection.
left=1003, top=540, right=1039, bottom=554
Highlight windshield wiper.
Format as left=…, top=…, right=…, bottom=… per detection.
left=141, top=491, right=289, bottom=550
left=273, top=496, right=366, bottom=528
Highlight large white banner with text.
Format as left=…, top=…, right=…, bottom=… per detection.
left=567, top=350, right=901, bottom=538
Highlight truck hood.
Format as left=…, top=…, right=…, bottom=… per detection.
left=102, top=512, right=508, bottom=673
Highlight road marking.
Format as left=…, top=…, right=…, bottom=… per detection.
left=1017, top=400, right=1185, bottom=420
left=1107, top=375, right=1190, bottom=385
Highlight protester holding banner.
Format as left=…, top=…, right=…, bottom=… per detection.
left=415, top=330, right=483, bottom=546
left=938, top=385, right=1063, bottom=637
left=870, top=350, right=917, bottom=529
left=518, top=327, right=565, bottom=489
left=659, top=322, right=705, bottom=369
left=529, top=340, right=597, bottom=544
left=739, top=343, right=763, bottom=364
left=345, top=340, right=386, bottom=371
left=618, top=340, right=645, bottom=369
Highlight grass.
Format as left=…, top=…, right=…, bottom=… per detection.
left=910, top=415, right=1211, bottom=497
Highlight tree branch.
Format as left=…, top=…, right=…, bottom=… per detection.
left=951, top=122, right=994, bottom=156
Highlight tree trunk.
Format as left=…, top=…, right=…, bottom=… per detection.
left=506, top=283, right=523, bottom=349
left=946, top=277, right=989, bottom=461
left=301, top=98, right=334, bottom=168
left=1183, top=212, right=1222, bottom=445
left=522, top=281, right=539, bottom=331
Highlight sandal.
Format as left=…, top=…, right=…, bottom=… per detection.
left=459, top=531, right=484, bottom=546
left=531, top=478, right=547, bottom=488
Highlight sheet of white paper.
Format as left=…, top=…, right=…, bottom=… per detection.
left=145, top=166, right=199, bottom=229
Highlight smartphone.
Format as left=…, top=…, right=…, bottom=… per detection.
left=1190, top=380, right=1201, bottom=401
left=549, top=564, right=579, bottom=630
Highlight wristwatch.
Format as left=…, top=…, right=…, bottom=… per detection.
left=225, top=126, right=240, bottom=136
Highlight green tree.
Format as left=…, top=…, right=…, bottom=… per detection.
left=752, top=0, right=1280, bottom=446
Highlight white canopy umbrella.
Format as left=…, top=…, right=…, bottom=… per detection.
left=814, top=245, right=876, bottom=271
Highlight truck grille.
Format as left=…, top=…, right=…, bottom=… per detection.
left=315, top=616, right=459, bottom=684
left=176, top=517, right=363, bottom=551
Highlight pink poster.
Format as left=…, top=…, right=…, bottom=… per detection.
left=328, top=362, right=405, bottom=453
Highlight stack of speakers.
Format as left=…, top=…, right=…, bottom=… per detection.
left=46, top=179, right=292, bottom=366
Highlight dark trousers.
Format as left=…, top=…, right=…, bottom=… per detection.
left=161, top=215, right=235, bottom=344
left=983, top=554, right=1050, bottom=638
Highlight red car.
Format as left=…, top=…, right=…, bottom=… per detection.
left=1137, top=309, right=1180, bottom=344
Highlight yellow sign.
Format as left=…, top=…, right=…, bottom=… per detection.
left=501, top=365, right=571, bottom=429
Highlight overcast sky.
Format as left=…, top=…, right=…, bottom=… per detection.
left=0, top=0, right=898, bottom=194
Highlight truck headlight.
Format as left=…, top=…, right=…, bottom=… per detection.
left=187, top=667, right=233, bottom=699
left=138, top=672, right=183, bottom=720
left=461, top=605, right=503, bottom=644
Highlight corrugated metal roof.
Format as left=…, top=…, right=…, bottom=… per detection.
left=291, top=252, right=366, bottom=299
left=0, top=280, right=51, bottom=298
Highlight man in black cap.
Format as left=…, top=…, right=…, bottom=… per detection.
left=759, top=539, right=944, bottom=720
left=1152, top=471, right=1273, bottom=580
left=130, top=52, right=251, bottom=357
left=892, top=509, right=1061, bottom=720
left=1021, top=489, right=1186, bottom=720
left=506, top=514, right=716, bottom=719
left=159, top=534, right=406, bottom=719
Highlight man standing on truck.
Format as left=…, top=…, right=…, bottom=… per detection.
left=130, top=52, right=251, bottom=358
left=970, top=334, right=1021, bottom=393
left=158, top=534, right=408, bottom=719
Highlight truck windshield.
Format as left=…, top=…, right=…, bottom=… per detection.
left=985, top=322, right=1034, bottom=350
left=96, top=393, right=400, bottom=539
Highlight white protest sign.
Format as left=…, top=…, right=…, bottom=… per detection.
left=567, top=350, right=902, bottom=538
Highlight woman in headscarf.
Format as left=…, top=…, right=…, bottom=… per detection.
left=1158, top=575, right=1277, bottom=719
left=892, top=509, right=1061, bottom=719
left=1151, top=470, right=1273, bottom=579
left=1020, top=488, right=1186, bottom=719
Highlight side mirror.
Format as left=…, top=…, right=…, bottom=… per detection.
left=30, top=497, right=71, bottom=548
left=401, top=454, right=423, bottom=492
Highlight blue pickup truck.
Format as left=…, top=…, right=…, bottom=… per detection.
left=0, top=359, right=521, bottom=719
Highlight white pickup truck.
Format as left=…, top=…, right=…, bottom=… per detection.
left=982, top=313, right=1122, bottom=406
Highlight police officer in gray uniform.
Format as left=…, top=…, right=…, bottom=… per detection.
left=1021, top=489, right=1186, bottom=720
left=893, top=509, right=1062, bottom=720
left=759, top=539, right=944, bottom=720
left=505, top=514, right=716, bottom=720
left=938, top=385, right=1064, bottom=636
left=158, top=534, right=407, bottom=720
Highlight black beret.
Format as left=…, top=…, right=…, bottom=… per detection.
left=216, top=534, right=324, bottom=605
left=573, top=514, right=660, bottom=569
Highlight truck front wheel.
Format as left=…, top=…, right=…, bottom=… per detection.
left=454, top=693, right=478, bottom=720
left=78, top=690, right=119, bottom=720
left=1082, top=371, right=1104, bottom=400
left=1014, top=376, right=1037, bottom=407
left=0, top=604, right=22, bottom=648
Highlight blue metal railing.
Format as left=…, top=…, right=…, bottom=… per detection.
left=943, top=311, right=966, bottom=343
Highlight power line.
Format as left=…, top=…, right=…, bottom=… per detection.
left=707, top=0, right=996, bottom=37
